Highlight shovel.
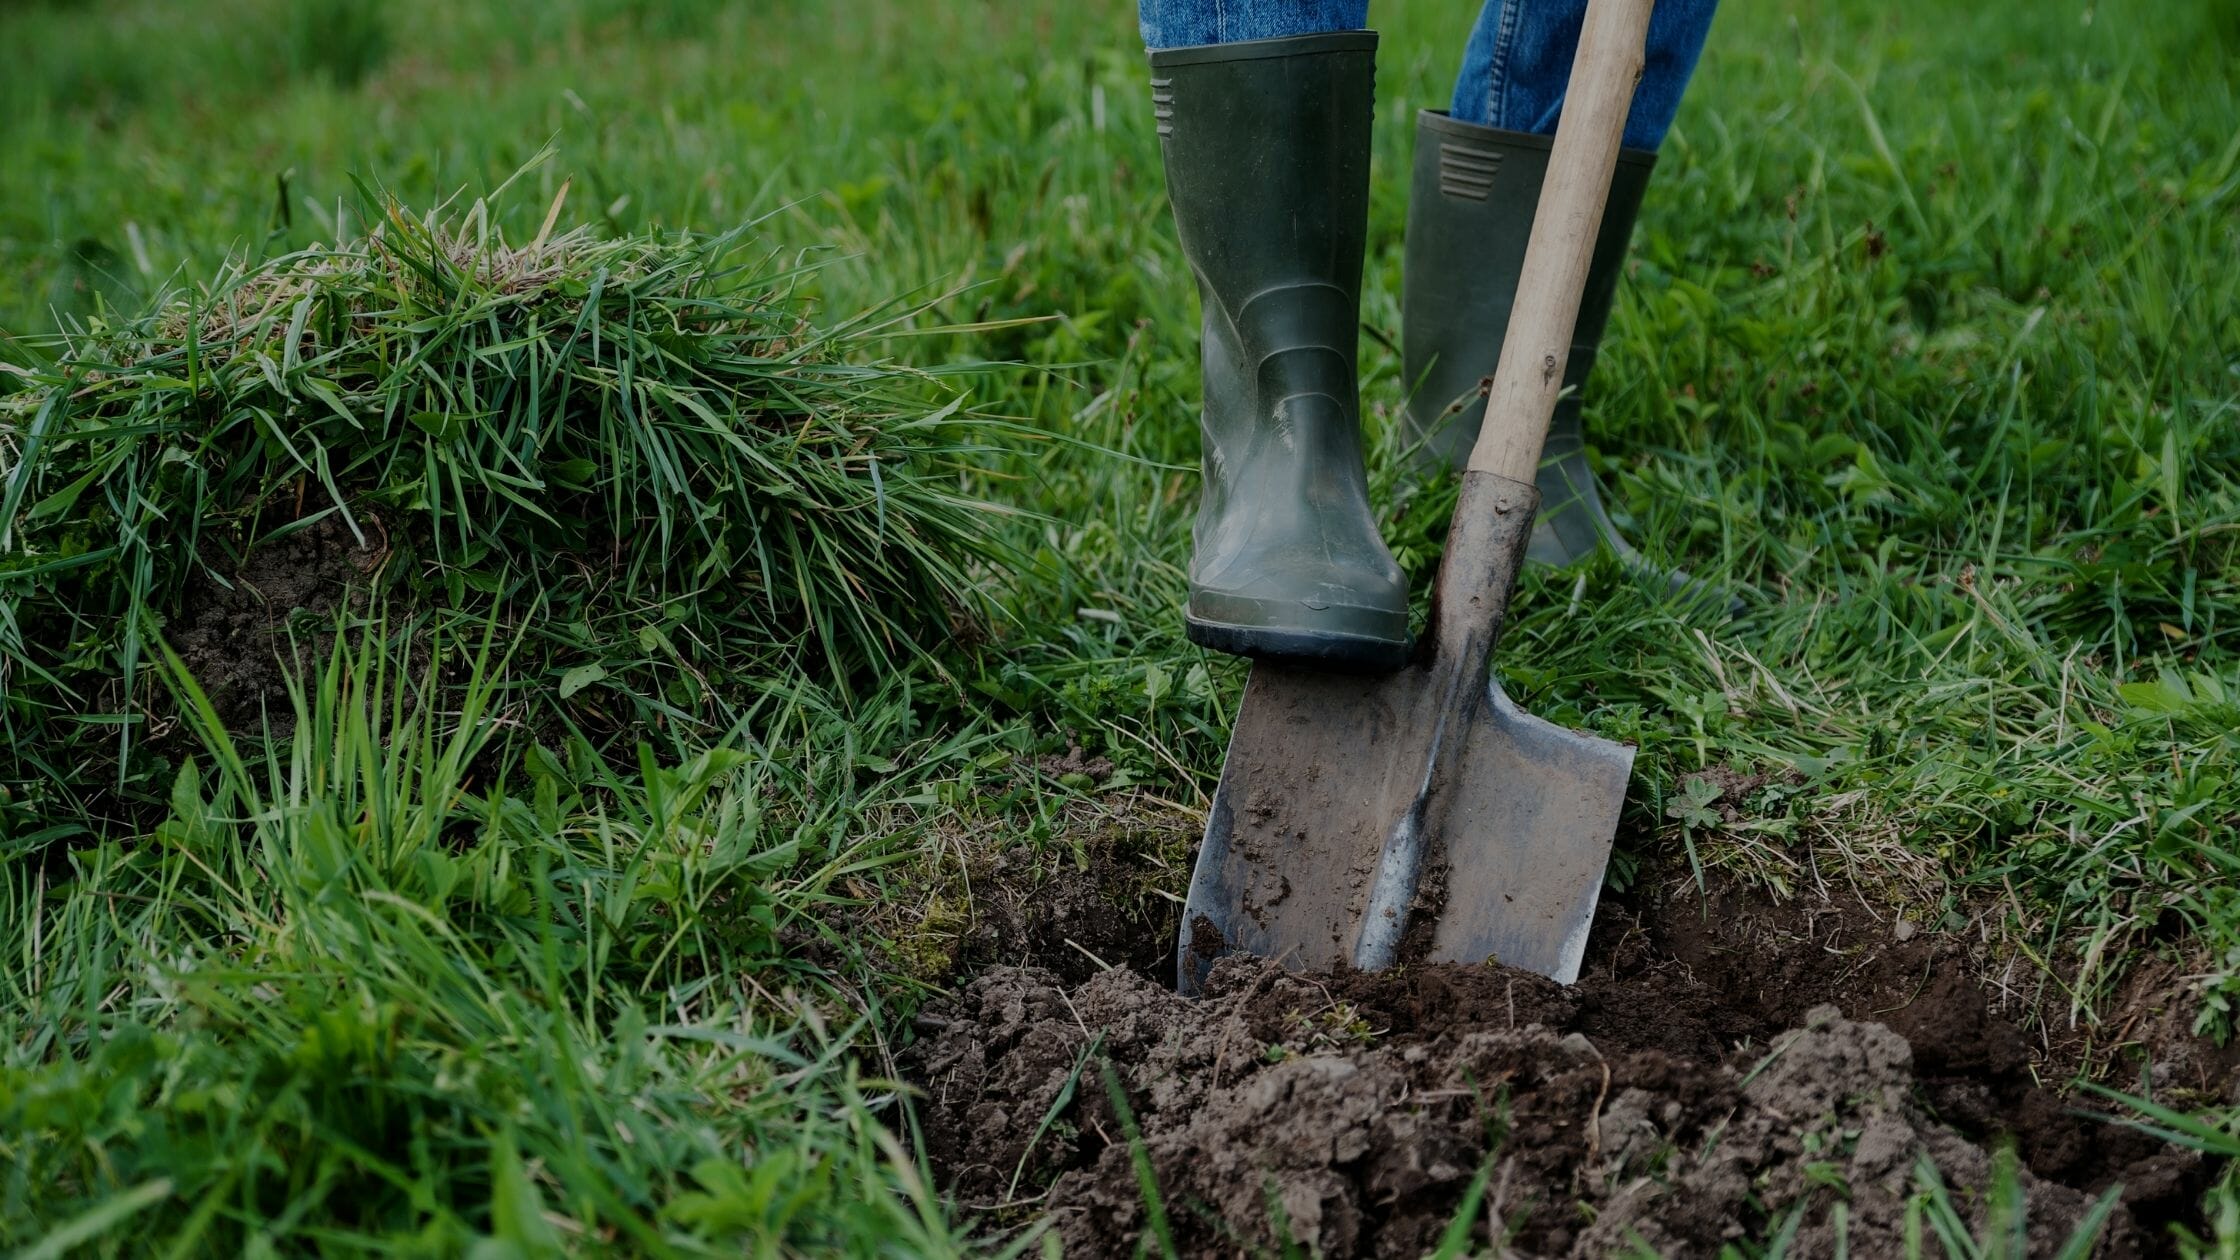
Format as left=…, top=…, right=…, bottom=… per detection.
left=1178, top=0, right=1653, bottom=992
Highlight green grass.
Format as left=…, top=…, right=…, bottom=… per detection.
left=2, top=0, right=2237, bottom=1251
left=3, top=628, right=980, bottom=1253
left=2, top=188, right=1016, bottom=845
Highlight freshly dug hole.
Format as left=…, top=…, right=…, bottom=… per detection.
left=906, top=868, right=2221, bottom=1256
left=912, top=964, right=2131, bottom=1255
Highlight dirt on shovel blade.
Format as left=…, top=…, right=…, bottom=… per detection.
left=904, top=873, right=2223, bottom=1258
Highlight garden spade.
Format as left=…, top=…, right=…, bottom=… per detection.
left=1178, top=0, right=1653, bottom=993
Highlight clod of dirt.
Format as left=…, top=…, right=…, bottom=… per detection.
left=1037, top=742, right=1117, bottom=788
left=908, top=957, right=2191, bottom=1257
left=1584, top=866, right=2231, bottom=1235
left=170, top=514, right=394, bottom=734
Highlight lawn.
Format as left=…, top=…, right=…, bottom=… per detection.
left=2, top=0, right=2236, bottom=1253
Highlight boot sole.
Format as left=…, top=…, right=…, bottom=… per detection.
left=1187, top=617, right=1413, bottom=674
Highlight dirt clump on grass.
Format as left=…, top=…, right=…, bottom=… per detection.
left=171, top=513, right=394, bottom=734
left=907, top=866, right=2217, bottom=1256
left=1036, top=741, right=1117, bottom=788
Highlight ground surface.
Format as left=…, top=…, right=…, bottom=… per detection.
left=2, top=0, right=2236, bottom=1254
left=917, top=968, right=2119, bottom=1256
left=911, top=862, right=2226, bottom=1254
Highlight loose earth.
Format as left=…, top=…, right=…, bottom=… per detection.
left=906, top=865, right=2229, bottom=1256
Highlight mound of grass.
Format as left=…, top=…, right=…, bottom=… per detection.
left=0, top=190, right=1013, bottom=847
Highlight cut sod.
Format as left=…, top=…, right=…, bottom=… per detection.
left=0, top=193, right=1013, bottom=848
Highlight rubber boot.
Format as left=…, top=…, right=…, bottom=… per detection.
left=1152, top=33, right=1411, bottom=671
left=1401, top=110, right=1687, bottom=590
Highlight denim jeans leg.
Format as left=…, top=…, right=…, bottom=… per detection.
left=1139, top=0, right=1370, bottom=50
left=1449, top=0, right=1719, bottom=150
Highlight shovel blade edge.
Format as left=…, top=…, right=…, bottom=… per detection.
left=1178, top=662, right=1422, bottom=994
left=1423, top=679, right=1634, bottom=985
left=1177, top=665, right=1633, bottom=993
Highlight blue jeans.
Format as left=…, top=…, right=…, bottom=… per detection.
left=1138, top=0, right=1718, bottom=151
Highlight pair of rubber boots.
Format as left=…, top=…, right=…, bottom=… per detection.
left=1158, top=32, right=1659, bottom=672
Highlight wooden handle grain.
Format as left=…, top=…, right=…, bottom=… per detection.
left=1466, top=0, right=1655, bottom=480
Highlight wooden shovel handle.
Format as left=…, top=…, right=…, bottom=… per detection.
left=1466, top=0, right=1655, bottom=481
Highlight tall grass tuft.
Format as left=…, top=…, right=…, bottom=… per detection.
left=0, top=187, right=1013, bottom=847
left=0, top=627, right=967, bottom=1255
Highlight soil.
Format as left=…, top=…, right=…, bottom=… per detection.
left=2070, top=952, right=2240, bottom=1103
left=904, top=863, right=2232, bottom=1257
left=1038, top=743, right=1118, bottom=788
left=950, top=807, right=1185, bottom=987
left=169, top=512, right=395, bottom=735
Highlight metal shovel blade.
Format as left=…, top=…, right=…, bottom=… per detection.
left=1424, top=678, right=1634, bottom=976
left=1178, top=474, right=1635, bottom=993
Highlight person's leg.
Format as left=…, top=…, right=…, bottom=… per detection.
left=1403, top=0, right=1722, bottom=597
left=1144, top=14, right=1409, bottom=667
left=1139, top=0, right=1367, bottom=50
left=1450, top=0, right=1718, bottom=150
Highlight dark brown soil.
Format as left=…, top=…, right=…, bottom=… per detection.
left=170, top=513, right=395, bottom=734
left=2067, top=951, right=2240, bottom=1104
left=1579, top=871, right=2221, bottom=1240
left=953, top=815, right=1184, bottom=987
left=904, top=865, right=2228, bottom=1257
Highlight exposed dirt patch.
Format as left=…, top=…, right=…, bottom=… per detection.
left=169, top=513, right=396, bottom=734
left=957, top=852, right=1181, bottom=986
left=906, top=862, right=2226, bottom=1255
left=2064, top=951, right=2240, bottom=1102
left=1579, top=871, right=2221, bottom=1238
left=910, top=962, right=2155, bottom=1256
left=880, top=799, right=1191, bottom=987
left=1587, top=865, right=2240, bottom=1109
left=1036, top=742, right=1117, bottom=787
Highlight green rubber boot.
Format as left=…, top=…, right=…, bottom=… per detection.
left=1152, top=33, right=1411, bottom=671
left=1402, top=110, right=1686, bottom=588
